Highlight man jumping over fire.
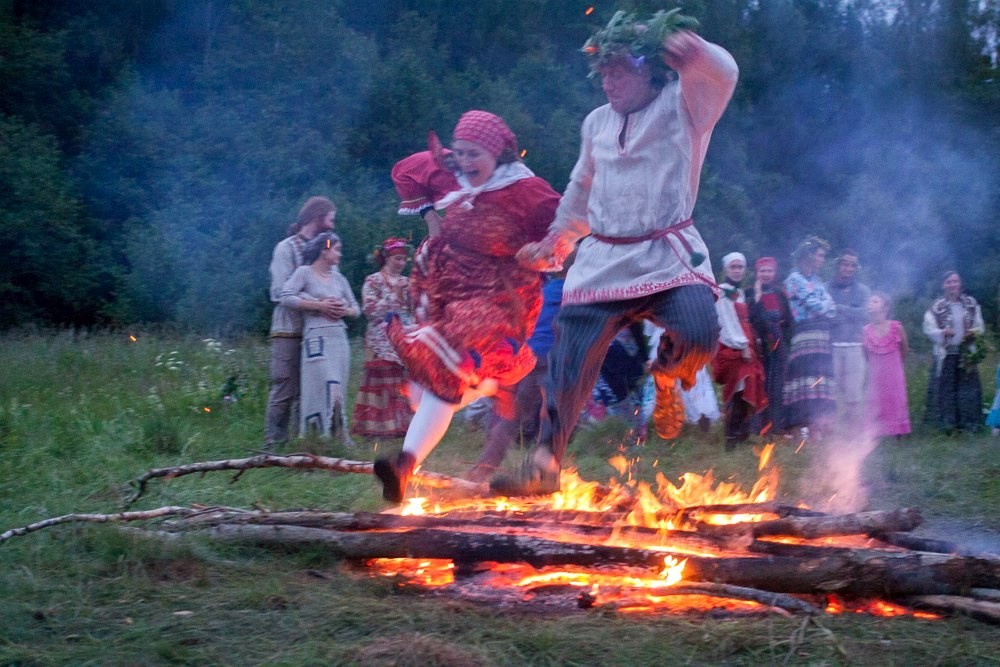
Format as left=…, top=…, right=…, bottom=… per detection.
left=493, top=9, right=739, bottom=495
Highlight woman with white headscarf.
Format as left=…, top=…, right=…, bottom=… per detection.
left=711, top=252, right=767, bottom=448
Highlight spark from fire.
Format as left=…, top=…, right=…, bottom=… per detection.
left=810, top=376, right=825, bottom=388
left=128, top=334, right=138, bottom=342
left=585, top=6, right=594, bottom=15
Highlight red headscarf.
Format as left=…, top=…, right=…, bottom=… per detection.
left=755, top=256, right=777, bottom=271
left=382, top=237, right=409, bottom=257
left=452, top=110, right=517, bottom=158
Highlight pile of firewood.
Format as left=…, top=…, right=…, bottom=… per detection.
left=3, top=453, right=999, bottom=623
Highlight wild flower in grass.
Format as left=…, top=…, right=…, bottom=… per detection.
left=203, top=338, right=223, bottom=353
left=155, top=351, right=184, bottom=371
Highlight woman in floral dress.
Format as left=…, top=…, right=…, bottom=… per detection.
left=373, top=110, right=560, bottom=503
left=351, top=238, right=413, bottom=439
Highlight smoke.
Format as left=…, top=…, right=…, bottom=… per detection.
left=799, top=427, right=881, bottom=514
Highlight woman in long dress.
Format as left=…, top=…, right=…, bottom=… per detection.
left=922, top=270, right=985, bottom=433
left=351, top=238, right=413, bottom=439
left=280, top=232, right=360, bottom=443
left=747, top=256, right=793, bottom=435
left=374, top=110, right=560, bottom=503
left=862, top=292, right=911, bottom=438
left=782, top=236, right=836, bottom=438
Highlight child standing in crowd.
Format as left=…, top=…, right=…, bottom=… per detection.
left=862, top=292, right=910, bottom=438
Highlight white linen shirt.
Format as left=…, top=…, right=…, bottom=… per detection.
left=551, top=40, right=738, bottom=306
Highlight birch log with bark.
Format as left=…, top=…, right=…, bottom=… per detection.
left=178, top=523, right=1000, bottom=597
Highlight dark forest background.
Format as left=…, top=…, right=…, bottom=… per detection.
left=2, top=0, right=998, bottom=335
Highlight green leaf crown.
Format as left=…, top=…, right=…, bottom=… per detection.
left=581, top=9, right=699, bottom=68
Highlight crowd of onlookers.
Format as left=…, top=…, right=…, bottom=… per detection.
left=264, top=200, right=997, bottom=466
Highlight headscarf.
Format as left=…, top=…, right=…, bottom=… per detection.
left=381, top=237, right=409, bottom=257
left=721, top=252, right=746, bottom=268
left=452, top=110, right=517, bottom=158
left=755, top=257, right=777, bottom=271
left=373, top=237, right=410, bottom=269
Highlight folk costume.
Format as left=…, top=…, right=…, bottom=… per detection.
left=280, top=260, right=360, bottom=442
left=922, top=290, right=985, bottom=432
left=782, top=268, right=837, bottom=431
left=351, top=239, right=413, bottom=438
left=265, top=233, right=308, bottom=446
left=492, top=15, right=738, bottom=495
left=712, top=253, right=767, bottom=448
left=862, top=320, right=911, bottom=437
left=374, top=111, right=560, bottom=503
left=747, top=257, right=793, bottom=433
left=827, top=257, right=871, bottom=425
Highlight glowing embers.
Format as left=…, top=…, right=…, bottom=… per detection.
left=825, top=595, right=942, bottom=620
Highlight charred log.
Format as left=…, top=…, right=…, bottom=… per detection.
left=752, top=508, right=922, bottom=540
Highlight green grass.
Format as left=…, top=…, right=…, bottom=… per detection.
left=1, top=330, right=999, bottom=666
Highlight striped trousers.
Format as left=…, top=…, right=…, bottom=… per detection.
left=541, top=285, right=719, bottom=463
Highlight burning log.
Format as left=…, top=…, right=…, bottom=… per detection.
left=751, top=508, right=923, bottom=540
left=175, top=522, right=1000, bottom=597
left=173, top=509, right=748, bottom=552
left=125, top=454, right=485, bottom=506
left=591, top=581, right=821, bottom=615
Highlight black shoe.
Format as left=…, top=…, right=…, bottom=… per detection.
left=489, top=452, right=560, bottom=497
left=373, top=452, right=416, bottom=504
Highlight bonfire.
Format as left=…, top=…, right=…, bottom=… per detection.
left=3, top=444, right=999, bottom=625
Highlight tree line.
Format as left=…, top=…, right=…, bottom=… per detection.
left=1, top=0, right=998, bottom=335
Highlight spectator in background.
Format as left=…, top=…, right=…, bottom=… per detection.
left=827, top=249, right=871, bottom=428
left=922, top=270, right=985, bottom=433
left=351, top=238, right=414, bottom=440
left=747, top=256, right=792, bottom=436
left=264, top=196, right=336, bottom=450
left=640, top=320, right=719, bottom=440
left=862, top=292, right=910, bottom=439
left=279, top=232, right=360, bottom=444
left=986, top=362, right=1000, bottom=437
left=782, top=236, right=837, bottom=439
left=712, top=252, right=767, bottom=449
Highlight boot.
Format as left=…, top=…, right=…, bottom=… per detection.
left=652, top=374, right=684, bottom=441
left=373, top=451, right=417, bottom=504
left=489, top=447, right=560, bottom=497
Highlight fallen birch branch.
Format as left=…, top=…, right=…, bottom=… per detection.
left=125, top=453, right=486, bottom=506
left=0, top=506, right=212, bottom=544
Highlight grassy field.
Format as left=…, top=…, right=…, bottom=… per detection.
left=1, top=330, right=998, bottom=666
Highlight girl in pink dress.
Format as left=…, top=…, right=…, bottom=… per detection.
left=862, top=292, right=911, bottom=438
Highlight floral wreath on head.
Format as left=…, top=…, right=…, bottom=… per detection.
left=581, top=8, right=699, bottom=75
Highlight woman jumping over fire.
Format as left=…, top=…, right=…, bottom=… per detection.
left=373, top=110, right=561, bottom=504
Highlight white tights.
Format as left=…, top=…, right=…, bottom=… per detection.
left=402, top=381, right=495, bottom=466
